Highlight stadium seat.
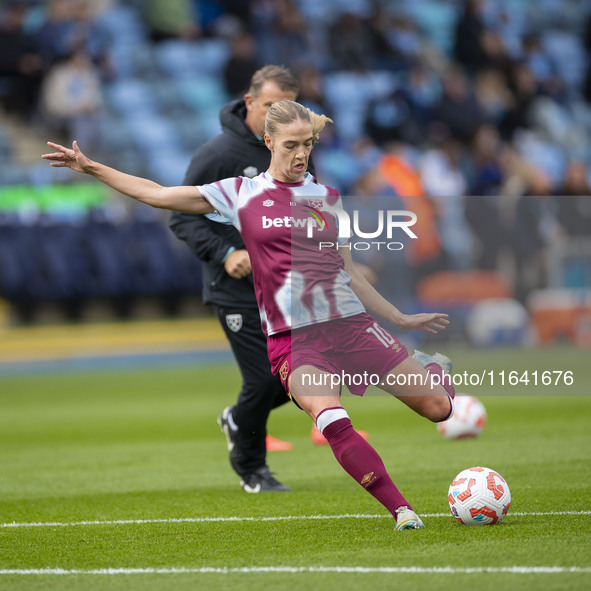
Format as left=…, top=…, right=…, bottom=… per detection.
left=405, top=0, right=458, bottom=53
left=416, top=271, right=513, bottom=307
left=0, top=215, right=31, bottom=298
left=324, top=71, right=397, bottom=139
left=105, top=79, right=158, bottom=118
left=0, top=127, right=12, bottom=160
left=154, top=39, right=231, bottom=79
left=528, top=288, right=591, bottom=344
left=126, top=114, right=180, bottom=152
left=542, top=30, right=587, bottom=90
left=82, top=214, right=135, bottom=300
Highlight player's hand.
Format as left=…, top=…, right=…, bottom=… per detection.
left=224, top=249, right=251, bottom=279
left=42, top=141, right=92, bottom=174
left=396, top=313, right=449, bottom=334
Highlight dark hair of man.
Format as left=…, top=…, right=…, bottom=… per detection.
left=248, top=65, right=299, bottom=98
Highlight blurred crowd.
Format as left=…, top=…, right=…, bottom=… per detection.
left=0, top=0, right=590, bottom=322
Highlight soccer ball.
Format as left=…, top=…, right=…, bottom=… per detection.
left=437, top=395, right=486, bottom=439
left=448, top=466, right=511, bottom=525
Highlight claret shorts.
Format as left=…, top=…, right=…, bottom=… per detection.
left=267, top=312, right=409, bottom=397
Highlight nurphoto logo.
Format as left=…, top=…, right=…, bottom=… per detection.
left=307, top=206, right=418, bottom=251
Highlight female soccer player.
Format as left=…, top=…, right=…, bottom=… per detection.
left=43, top=100, right=455, bottom=531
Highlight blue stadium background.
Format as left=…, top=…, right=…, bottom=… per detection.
left=0, top=0, right=590, bottom=347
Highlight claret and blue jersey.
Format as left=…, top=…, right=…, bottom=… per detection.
left=199, top=171, right=365, bottom=336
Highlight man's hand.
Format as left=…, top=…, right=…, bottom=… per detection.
left=224, top=249, right=251, bottom=279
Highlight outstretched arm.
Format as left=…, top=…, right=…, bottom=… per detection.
left=340, top=247, right=449, bottom=334
left=169, top=146, right=248, bottom=273
left=42, top=141, right=215, bottom=215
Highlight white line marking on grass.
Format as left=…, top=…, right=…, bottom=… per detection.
left=1, top=510, right=589, bottom=529
left=1, top=566, right=590, bottom=576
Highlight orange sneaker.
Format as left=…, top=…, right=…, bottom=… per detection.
left=310, top=425, right=328, bottom=445
left=266, top=434, right=293, bottom=452
left=310, top=425, right=369, bottom=445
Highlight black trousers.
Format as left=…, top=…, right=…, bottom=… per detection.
left=214, top=305, right=290, bottom=475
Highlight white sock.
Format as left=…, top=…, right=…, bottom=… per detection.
left=316, top=407, right=349, bottom=434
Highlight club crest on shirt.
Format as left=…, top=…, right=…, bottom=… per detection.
left=307, top=198, right=324, bottom=209
left=262, top=199, right=274, bottom=207
left=243, top=165, right=258, bottom=178
left=226, top=314, right=243, bottom=333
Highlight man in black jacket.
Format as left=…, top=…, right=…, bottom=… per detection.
left=169, top=66, right=303, bottom=492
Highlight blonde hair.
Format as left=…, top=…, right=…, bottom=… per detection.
left=265, top=100, right=333, bottom=144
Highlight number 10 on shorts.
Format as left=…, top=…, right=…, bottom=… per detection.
left=366, top=322, right=395, bottom=348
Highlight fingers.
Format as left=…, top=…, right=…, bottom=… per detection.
left=400, top=312, right=451, bottom=333
left=425, top=322, right=448, bottom=333
left=419, top=315, right=450, bottom=333
left=233, top=266, right=250, bottom=279
left=224, top=250, right=251, bottom=279
left=431, top=313, right=449, bottom=322
left=45, top=140, right=80, bottom=158
left=43, top=141, right=73, bottom=162
left=229, top=270, right=249, bottom=279
left=426, top=313, right=449, bottom=330
left=46, top=141, right=68, bottom=152
left=226, top=264, right=249, bottom=279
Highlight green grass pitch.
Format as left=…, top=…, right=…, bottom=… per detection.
left=0, top=346, right=590, bottom=590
